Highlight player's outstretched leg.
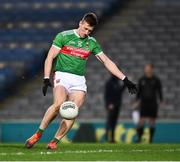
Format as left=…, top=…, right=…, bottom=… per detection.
left=47, top=119, right=75, bottom=150
left=25, top=129, right=43, bottom=148
left=25, top=103, right=59, bottom=149
left=25, top=86, right=67, bottom=149
left=47, top=91, right=85, bottom=150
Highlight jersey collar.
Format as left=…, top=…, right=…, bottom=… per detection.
left=73, top=29, right=89, bottom=39
left=73, top=29, right=80, bottom=38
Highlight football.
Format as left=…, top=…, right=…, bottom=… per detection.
left=59, top=101, right=79, bottom=119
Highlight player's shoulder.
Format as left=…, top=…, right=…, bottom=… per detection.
left=88, top=36, right=98, bottom=43
left=61, top=29, right=74, bottom=36
left=56, top=29, right=74, bottom=37
left=153, top=75, right=161, bottom=82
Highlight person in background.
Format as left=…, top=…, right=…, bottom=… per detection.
left=104, top=74, right=125, bottom=143
left=135, top=64, right=163, bottom=143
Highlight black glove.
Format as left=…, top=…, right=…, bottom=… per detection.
left=123, top=77, right=137, bottom=94
left=42, top=78, right=52, bottom=96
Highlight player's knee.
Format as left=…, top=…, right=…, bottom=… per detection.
left=62, top=119, right=75, bottom=127
left=53, top=101, right=64, bottom=112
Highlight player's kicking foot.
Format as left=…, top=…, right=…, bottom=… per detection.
left=25, top=133, right=42, bottom=148
left=47, top=140, right=58, bottom=150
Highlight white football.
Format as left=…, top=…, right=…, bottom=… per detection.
left=59, top=101, right=78, bottom=119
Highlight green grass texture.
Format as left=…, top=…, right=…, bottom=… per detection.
left=0, top=143, right=180, bottom=161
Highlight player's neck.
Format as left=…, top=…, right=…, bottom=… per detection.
left=75, top=29, right=88, bottom=38
left=74, top=29, right=81, bottom=38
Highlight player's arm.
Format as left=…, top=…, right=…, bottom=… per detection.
left=96, top=53, right=137, bottom=94
left=43, top=46, right=59, bottom=96
left=44, top=46, right=59, bottom=78
left=96, top=53, right=125, bottom=80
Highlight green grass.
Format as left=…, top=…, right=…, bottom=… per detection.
left=0, top=143, right=180, bottom=161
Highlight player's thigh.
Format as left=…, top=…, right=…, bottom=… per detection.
left=53, top=85, right=68, bottom=107
left=68, top=90, right=86, bottom=108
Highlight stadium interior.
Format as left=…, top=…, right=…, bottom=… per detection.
left=0, top=0, right=180, bottom=122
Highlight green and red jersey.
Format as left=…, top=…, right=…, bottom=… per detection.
left=52, top=29, right=103, bottom=76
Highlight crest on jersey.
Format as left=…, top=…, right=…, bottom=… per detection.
left=77, top=41, right=82, bottom=47
left=85, top=42, right=90, bottom=49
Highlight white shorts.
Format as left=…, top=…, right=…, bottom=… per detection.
left=53, top=71, right=87, bottom=93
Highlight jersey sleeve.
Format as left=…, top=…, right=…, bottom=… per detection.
left=91, top=39, right=103, bottom=55
left=52, top=33, right=64, bottom=49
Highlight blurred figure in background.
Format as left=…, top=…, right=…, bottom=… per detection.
left=135, top=64, right=164, bottom=143
left=104, top=74, right=125, bottom=143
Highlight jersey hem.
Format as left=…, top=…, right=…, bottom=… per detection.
left=54, top=70, right=85, bottom=76
left=95, top=51, right=103, bottom=56
left=52, top=44, right=61, bottom=50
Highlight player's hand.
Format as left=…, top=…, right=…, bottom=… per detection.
left=42, top=78, right=52, bottom=96
left=123, top=77, right=138, bottom=94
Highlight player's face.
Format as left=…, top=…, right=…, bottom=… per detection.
left=144, top=64, right=153, bottom=77
left=78, top=21, right=94, bottom=38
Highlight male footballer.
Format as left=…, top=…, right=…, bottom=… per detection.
left=25, top=12, right=137, bottom=150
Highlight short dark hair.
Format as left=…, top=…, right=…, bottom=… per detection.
left=145, top=63, right=154, bottom=68
left=82, top=12, right=98, bottom=26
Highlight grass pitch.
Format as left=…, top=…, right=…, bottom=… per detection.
left=0, top=143, right=180, bottom=161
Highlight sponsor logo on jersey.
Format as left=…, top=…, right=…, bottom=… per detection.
left=60, top=45, right=91, bottom=59
left=69, top=40, right=76, bottom=45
